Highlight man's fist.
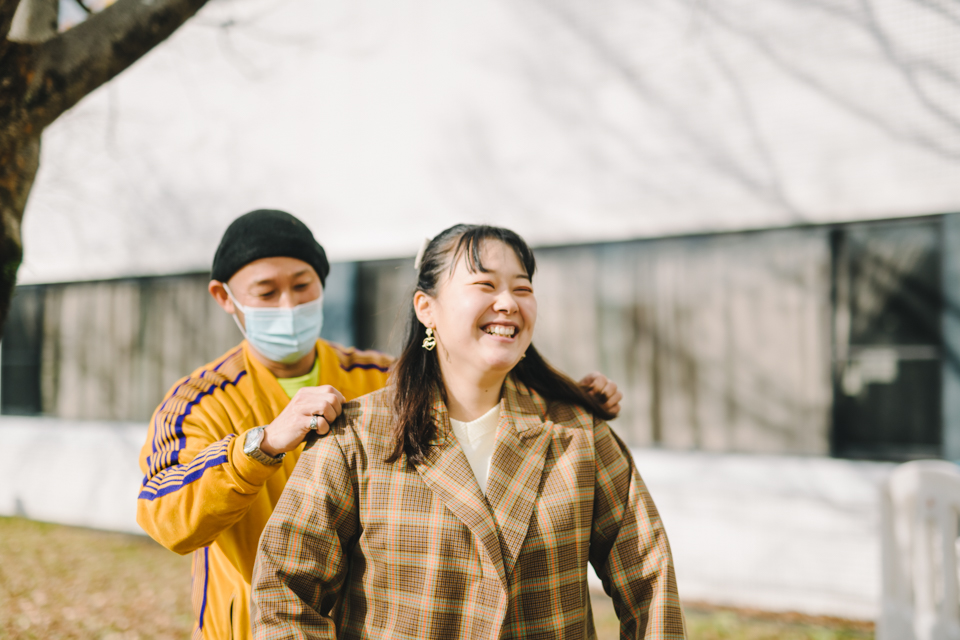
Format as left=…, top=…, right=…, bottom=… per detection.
left=259, top=385, right=345, bottom=457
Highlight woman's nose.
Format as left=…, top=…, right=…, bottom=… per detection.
left=494, top=291, right=519, bottom=313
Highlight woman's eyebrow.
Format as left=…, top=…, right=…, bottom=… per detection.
left=471, top=270, right=529, bottom=281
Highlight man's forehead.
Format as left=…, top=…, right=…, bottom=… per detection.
left=230, top=257, right=319, bottom=285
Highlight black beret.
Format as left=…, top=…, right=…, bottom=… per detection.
left=211, top=209, right=330, bottom=285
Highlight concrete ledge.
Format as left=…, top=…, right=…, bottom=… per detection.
left=629, top=449, right=894, bottom=620
left=0, top=416, right=893, bottom=619
left=0, top=417, right=148, bottom=535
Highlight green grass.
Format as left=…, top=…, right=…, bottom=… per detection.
left=0, top=516, right=874, bottom=639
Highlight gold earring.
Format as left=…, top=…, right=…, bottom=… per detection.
left=521, top=351, right=526, bottom=360
left=422, top=327, right=437, bottom=351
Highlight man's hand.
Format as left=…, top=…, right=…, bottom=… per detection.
left=259, top=385, right=345, bottom=457
left=579, top=372, right=623, bottom=418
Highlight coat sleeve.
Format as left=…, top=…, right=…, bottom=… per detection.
left=589, top=419, right=687, bottom=640
left=136, top=372, right=282, bottom=554
left=251, top=434, right=359, bottom=640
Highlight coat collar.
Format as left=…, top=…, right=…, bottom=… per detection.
left=413, top=375, right=553, bottom=590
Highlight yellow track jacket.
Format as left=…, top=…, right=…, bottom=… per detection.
left=137, top=339, right=392, bottom=640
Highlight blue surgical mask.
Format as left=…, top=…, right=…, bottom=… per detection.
left=224, top=284, right=324, bottom=364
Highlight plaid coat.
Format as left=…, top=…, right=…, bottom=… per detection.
left=252, top=376, right=686, bottom=639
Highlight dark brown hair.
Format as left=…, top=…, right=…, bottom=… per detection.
left=387, top=224, right=615, bottom=465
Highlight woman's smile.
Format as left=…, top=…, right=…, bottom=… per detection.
left=482, top=323, right=518, bottom=338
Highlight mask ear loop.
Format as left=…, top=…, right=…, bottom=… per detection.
left=221, top=283, right=249, bottom=340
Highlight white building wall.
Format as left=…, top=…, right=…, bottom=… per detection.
left=16, top=0, right=960, bottom=286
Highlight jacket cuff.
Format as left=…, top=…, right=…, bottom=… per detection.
left=227, top=431, right=283, bottom=491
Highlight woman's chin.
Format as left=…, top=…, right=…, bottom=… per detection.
left=479, top=352, right=525, bottom=374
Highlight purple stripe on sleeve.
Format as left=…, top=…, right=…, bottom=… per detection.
left=144, top=366, right=246, bottom=479
left=138, top=436, right=235, bottom=500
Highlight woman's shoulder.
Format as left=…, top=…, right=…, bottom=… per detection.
left=508, top=377, right=596, bottom=432
left=330, top=386, right=394, bottom=437
left=545, top=401, right=596, bottom=429
left=323, top=386, right=397, bottom=461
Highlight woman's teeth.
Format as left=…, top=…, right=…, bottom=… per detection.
left=485, top=325, right=516, bottom=337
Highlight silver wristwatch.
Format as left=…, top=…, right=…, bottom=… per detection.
left=243, top=426, right=285, bottom=465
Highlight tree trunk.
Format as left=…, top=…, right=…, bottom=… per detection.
left=0, top=134, right=39, bottom=336
left=0, top=0, right=212, bottom=335
left=0, top=0, right=54, bottom=332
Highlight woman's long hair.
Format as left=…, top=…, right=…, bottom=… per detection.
left=387, top=224, right=616, bottom=465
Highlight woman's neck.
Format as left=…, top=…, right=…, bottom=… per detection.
left=440, top=362, right=507, bottom=422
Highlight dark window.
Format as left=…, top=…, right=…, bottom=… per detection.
left=831, top=219, right=942, bottom=460
left=1, top=286, right=45, bottom=415
left=319, top=261, right=359, bottom=349
left=355, top=259, right=416, bottom=355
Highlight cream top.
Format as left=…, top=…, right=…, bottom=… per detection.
left=449, top=404, right=501, bottom=495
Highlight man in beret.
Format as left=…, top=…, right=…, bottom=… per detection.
left=136, top=209, right=624, bottom=640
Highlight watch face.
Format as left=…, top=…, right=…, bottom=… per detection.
left=245, top=427, right=264, bottom=453
left=243, top=427, right=283, bottom=464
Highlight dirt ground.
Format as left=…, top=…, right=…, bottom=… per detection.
left=0, top=517, right=193, bottom=639
left=0, top=517, right=874, bottom=639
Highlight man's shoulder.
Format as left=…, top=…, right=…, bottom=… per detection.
left=161, top=343, right=248, bottom=404
left=320, top=340, right=394, bottom=376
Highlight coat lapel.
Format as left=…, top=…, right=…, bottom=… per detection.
left=485, top=377, right=553, bottom=582
left=413, top=396, right=508, bottom=590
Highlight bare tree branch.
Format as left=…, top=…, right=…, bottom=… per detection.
left=0, top=0, right=23, bottom=43
left=8, top=0, right=57, bottom=43
left=23, top=0, right=211, bottom=132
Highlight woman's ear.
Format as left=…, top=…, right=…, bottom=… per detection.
left=413, top=291, right=435, bottom=328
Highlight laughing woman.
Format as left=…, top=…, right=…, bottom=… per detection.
left=251, top=225, right=686, bottom=640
